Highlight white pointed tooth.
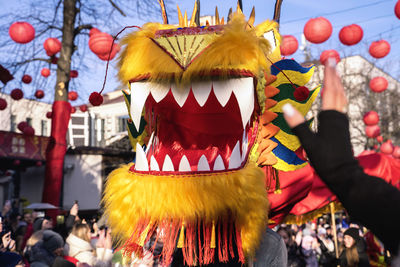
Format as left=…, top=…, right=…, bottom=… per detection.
left=228, top=141, right=242, bottom=169
left=192, top=80, right=212, bottom=107
left=232, top=77, right=254, bottom=129
left=212, top=80, right=234, bottom=107
left=242, top=131, right=248, bottom=162
left=150, top=155, right=160, bottom=171
left=135, top=143, right=149, bottom=171
left=162, top=155, right=174, bottom=171
left=178, top=155, right=191, bottom=172
left=197, top=155, right=210, bottom=171
left=150, top=82, right=170, bottom=103
left=171, top=83, right=190, bottom=107
left=130, top=82, right=150, bottom=132
left=145, top=131, right=155, bottom=154
left=213, top=155, right=225, bottom=171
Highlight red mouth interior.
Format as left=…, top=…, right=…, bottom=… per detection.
left=142, top=87, right=258, bottom=172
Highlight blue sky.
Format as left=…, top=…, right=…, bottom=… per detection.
left=1, top=0, right=399, bottom=105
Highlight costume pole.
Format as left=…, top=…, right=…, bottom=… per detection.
left=330, top=202, right=339, bottom=259
left=273, top=0, right=283, bottom=24
left=158, top=0, right=168, bottom=24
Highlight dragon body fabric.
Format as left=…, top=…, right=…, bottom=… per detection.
left=103, top=9, right=320, bottom=266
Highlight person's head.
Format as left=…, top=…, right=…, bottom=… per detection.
left=343, top=227, right=360, bottom=248
left=23, top=212, right=33, bottom=223
left=42, top=216, right=53, bottom=230
left=42, top=230, right=64, bottom=256
left=343, top=228, right=360, bottom=266
left=26, top=230, right=44, bottom=247
left=0, top=251, right=24, bottom=267
left=318, top=227, right=327, bottom=238
left=71, top=223, right=91, bottom=243
left=277, top=226, right=292, bottom=246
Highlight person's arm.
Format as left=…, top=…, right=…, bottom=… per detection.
left=283, top=58, right=400, bottom=255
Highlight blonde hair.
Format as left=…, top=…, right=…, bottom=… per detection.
left=72, top=223, right=91, bottom=243
left=26, top=230, right=44, bottom=247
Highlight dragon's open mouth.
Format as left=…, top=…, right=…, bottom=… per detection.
left=129, top=76, right=259, bottom=174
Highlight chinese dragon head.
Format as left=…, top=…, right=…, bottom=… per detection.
left=104, top=4, right=319, bottom=266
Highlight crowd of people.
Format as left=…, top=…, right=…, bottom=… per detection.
left=275, top=215, right=388, bottom=267
left=0, top=198, right=393, bottom=266
left=0, top=201, right=114, bottom=267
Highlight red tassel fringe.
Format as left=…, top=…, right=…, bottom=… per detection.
left=118, top=218, right=245, bottom=266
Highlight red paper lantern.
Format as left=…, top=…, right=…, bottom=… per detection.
left=9, top=22, right=35, bottom=44
left=369, top=40, right=390, bottom=58
left=36, top=161, right=43, bottom=167
left=17, top=121, right=28, bottom=132
left=79, top=104, right=88, bottom=112
left=393, top=146, right=400, bottom=158
left=320, top=50, right=340, bottom=65
left=89, top=28, right=101, bottom=37
left=89, top=32, right=114, bottom=55
left=339, top=24, right=363, bottom=46
left=0, top=98, right=7, bottom=110
left=22, top=74, right=32, bottom=84
left=13, top=159, right=21, bottom=166
left=89, top=92, right=104, bottom=106
left=46, top=112, right=52, bottom=119
left=293, top=86, right=309, bottom=102
left=395, top=0, right=400, bottom=19
left=23, top=126, right=35, bottom=136
left=365, top=125, right=380, bottom=138
left=68, top=91, right=78, bottom=101
left=376, top=135, right=383, bottom=143
left=11, top=88, right=23, bottom=100
left=363, top=111, right=379, bottom=125
left=97, top=43, right=121, bottom=61
left=304, top=17, right=332, bottom=44
left=71, top=107, right=76, bottom=114
left=43, top=38, right=62, bottom=56
left=34, top=90, right=45, bottom=99
left=41, top=68, right=50, bottom=77
left=369, top=77, right=388, bottom=93
left=280, top=35, right=298, bottom=56
left=380, top=140, right=394, bottom=154
left=70, top=70, right=78, bottom=78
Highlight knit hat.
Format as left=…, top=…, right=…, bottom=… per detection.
left=318, top=227, right=327, bottom=236
left=42, top=230, right=64, bottom=253
left=344, top=227, right=360, bottom=242
left=0, top=251, right=22, bottom=267
left=33, top=217, right=44, bottom=232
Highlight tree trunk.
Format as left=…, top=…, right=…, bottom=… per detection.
left=42, top=0, right=77, bottom=216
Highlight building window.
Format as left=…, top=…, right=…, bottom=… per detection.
left=71, top=116, right=85, bottom=125
left=100, top=119, right=105, bottom=142
left=117, top=116, right=129, bottom=132
left=41, top=120, right=47, bottom=136
left=10, top=115, right=16, bottom=132
left=26, top=117, right=32, bottom=126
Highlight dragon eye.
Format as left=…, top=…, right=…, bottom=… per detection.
left=263, top=30, right=277, bottom=51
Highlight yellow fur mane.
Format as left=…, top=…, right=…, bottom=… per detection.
left=118, top=14, right=272, bottom=85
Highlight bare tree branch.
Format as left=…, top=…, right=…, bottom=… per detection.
left=74, top=24, right=93, bottom=37
left=108, top=0, right=126, bottom=17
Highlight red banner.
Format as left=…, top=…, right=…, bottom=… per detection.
left=0, top=131, right=49, bottom=161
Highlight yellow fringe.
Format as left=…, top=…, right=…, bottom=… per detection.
left=177, top=224, right=185, bottom=248
left=283, top=202, right=343, bottom=225
left=103, top=162, right=269, bottom=259
left=210, top=221, right=216, bottom=249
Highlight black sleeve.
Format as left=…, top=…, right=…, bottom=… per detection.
left=292, top=110, right=400, bottom=254
left=65, top=214, right=76, bottom=233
